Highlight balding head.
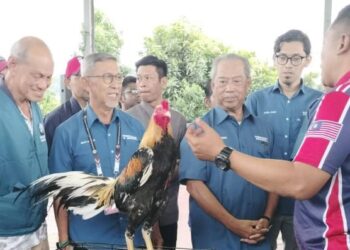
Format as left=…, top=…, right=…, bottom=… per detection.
left=10, top=36, right=53, bottom=65
left=6, top=36, right=54, bottom=103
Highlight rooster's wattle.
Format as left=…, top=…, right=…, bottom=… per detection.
left=27, top=100, right=177, bottom=250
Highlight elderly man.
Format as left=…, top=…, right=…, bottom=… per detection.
left=0, top=37, right=53, bottom=250
left=186, top=5, right=350, bottom=250
left=180, top=53, right=277, bottom=250
left=49, top=53, right=145, bottom=249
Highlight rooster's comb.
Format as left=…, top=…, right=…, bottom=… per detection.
left=161, top=100, right=169, bottom=111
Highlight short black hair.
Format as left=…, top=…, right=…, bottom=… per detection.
left=135, top=55, right=167, bottom=77
left=122, top=75, right=137, bottom=88
left=204, top=79, right=212, bottom=98
left=274, top=29, right=311, bottom=56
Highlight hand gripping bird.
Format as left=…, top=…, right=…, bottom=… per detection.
left=27, top=100, right=178, bottom=250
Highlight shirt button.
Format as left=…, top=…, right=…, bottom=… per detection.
left=286, top=117, right=289, bottom=121
left=108, top=133, right=111, bottom=137
left=284, top=152, right=288, bottom=156
left=284, top=135, right=288, bottom=138
left=287, top=100, right=290, bottom=104
left=111, top=150, right=114, bottom=154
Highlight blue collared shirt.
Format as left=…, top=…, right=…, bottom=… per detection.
left=179, top=106, right=274, bottom=250
left=49, top=105, right=145, bottom=246
left=245, top=81, right=322, bottom=215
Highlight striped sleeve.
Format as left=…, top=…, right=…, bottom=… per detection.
left=294, top=90, right=350, bottom=175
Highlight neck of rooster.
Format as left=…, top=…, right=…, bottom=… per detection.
left=139, top=119, right=173, bottom=148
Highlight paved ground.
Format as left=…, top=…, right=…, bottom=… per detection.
left=47, top=186, right=283, bottom=249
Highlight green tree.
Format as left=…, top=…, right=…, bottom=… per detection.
left=304, top=71, right=322, bottom=90
left=143, top=19, right=278, bottom=120
left=39, top=90, right=60, bottom=115
left=80, top=9, right=123, bottom=56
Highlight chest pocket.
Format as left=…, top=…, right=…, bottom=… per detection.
left=73, top=139, right=96, bottom=173
left=253, top=135, right=271, bottom=158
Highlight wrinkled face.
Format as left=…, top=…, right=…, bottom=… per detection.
left=10, top=50, right=53, bottom=102
left=85, top=60, right=122, bottom=110
left=321, top=28, right=338, bottom=88
left=274, top=41, right=310, bottom=87
left=136, top=65, right=166, bottom=106
left=121, top=82, right=140, bottom=110
left=212, top=59, right=250, bottom=114
left=66, top=72, right=89, bottom=103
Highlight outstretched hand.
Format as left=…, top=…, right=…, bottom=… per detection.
left=186, top=118, right=225, bottom=161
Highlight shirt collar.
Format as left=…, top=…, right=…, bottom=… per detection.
left=0, top=78, right=16, bottom=103
left=335, top=71, right=350, bottom=87
left=70, top=97, right=82, bottom=113
left=214, top=105, right=253, bottom=125
left=272, top=79, right=305, bottom=95
left=85, top=105, right=119, bottom=128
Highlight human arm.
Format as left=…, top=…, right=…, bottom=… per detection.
left=186, top=180, right=266, bottom=242
left=53, top=200, right=70, bottom=249
left=185, top=118, right=331, bottom=200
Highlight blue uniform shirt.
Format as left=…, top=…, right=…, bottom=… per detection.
left=245, top=81, right=322, bottom=215
left=49, top=105, right=145, bottom=246
left=179, top=107, right=274, bottom=250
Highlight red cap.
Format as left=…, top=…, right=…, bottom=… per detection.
left=65, top=56, right=81, bottom=78
left=0, top=57, right=7, bottom=73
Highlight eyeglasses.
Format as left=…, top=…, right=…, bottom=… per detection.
left=215, top=77, right=246, bottom=87
left=275, top=54, right=306, bottom=66
left=124, top=89, right=138, bottom=95
left=86, top=73, right=123, bottom=86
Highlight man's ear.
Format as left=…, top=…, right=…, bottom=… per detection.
left=337, top=33, right=350, bottom=54
left=304, top=55, right=312, bottom=67
left=64, top=78, right=71, bottom=89
left=160, top=76, right=168, bottom=91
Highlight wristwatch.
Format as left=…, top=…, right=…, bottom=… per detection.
left=214, top=146, right=233, bottom=171
left=56, top=240, right=69, bottom=250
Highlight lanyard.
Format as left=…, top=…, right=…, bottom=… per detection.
left=82, top=108, right=121, bottom=177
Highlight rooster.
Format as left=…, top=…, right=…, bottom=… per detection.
left=27, top=100, right=177, bottom=250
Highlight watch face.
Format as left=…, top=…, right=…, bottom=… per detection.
left=215, top=158, right=229, bottom=171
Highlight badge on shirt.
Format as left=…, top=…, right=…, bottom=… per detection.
left=39, top=123, right=46, bottom=142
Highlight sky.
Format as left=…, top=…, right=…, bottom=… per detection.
left=0, top=0, right=349, bottom=80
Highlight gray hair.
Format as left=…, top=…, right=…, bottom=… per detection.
left=210, top=53, right=251, bottom=80
left=82, top=52, right=117, bottom=76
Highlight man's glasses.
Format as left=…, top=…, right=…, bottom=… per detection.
left=86, top=73, right=123, bottom=86
left=275, top=54, right=306, bottom=66
left=124, top=89, right=138, bottom=95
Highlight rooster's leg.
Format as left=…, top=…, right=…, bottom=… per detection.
left=142, top=225, right=154, bottom=250
left=125, top=230, right=135, bottom=250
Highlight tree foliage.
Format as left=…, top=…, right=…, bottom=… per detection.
left=39, top=90, right=60, bottom=116
left=143, top=19, right=278, bottom=121
left=80, top=9, right=123, bottom=56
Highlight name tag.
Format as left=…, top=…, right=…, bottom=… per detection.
left=254, top=135, right=269, bottom=143
left=122, top=134, right=137, bottom=141
left=263, top=110, right=277, bottom=114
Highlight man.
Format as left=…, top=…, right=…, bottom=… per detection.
left=120, top=75, right=140, bottom=111
left=127, top=55, right=187, bottom=249
left=0, top=56, right=7, bottom=77
left=49, top=53, right=145, bottom=248
left=0, top=36, right=53, bottom=249
left=44, top=56, right=89, bottom=151
left=186, top=5, right=350, bottom=249
left=245, top=29, right=322, bottom=250
left=180, top=54, right=277, bottom=250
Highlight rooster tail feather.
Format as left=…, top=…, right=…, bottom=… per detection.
left=28, top=172, right=118, bottom=220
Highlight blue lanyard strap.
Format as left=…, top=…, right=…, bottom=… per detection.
left=82, top=108, right=121, bottom=177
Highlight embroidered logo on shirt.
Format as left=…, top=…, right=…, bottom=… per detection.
left=306, top=120, right=342, bottom=142
left=122, top=134, right=138, bottom=140
left=302, top=111, right=307, bottom=116
left=263, top=110, right=277, bottom=114
left=80, top=140, right=89, bottom=144
left=254, top=135, right=269, bottom=144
